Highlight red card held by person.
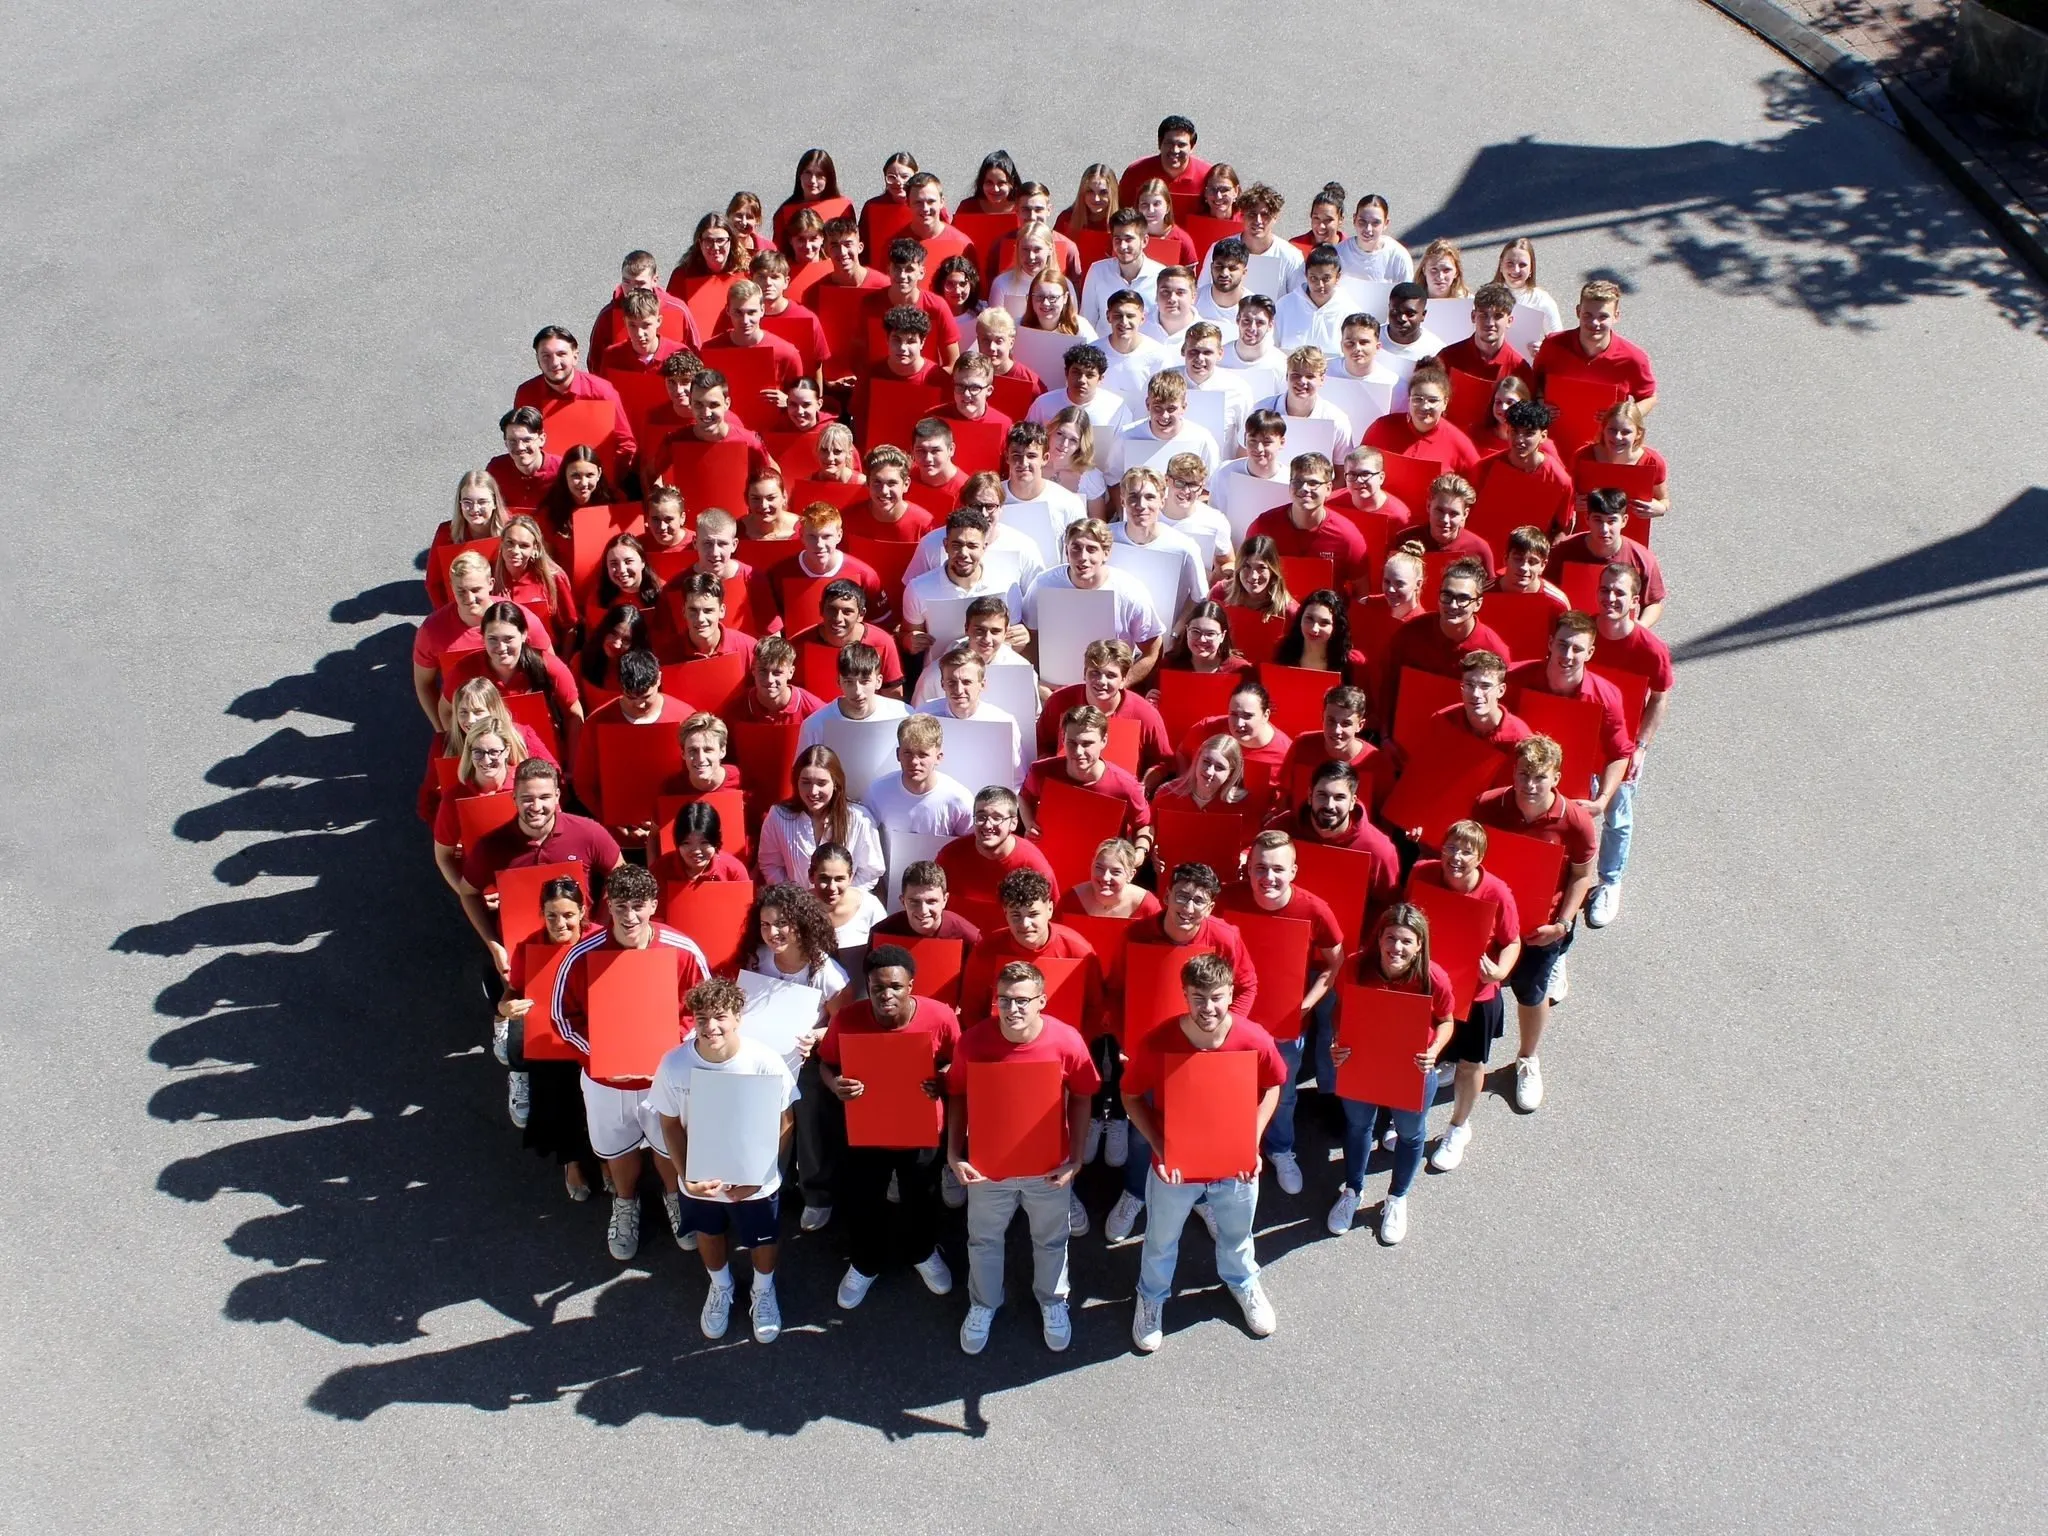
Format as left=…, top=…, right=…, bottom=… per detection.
left=511, top=942, right=582, bottom=1064
left=1033, top=778, right=1134, bottom=892
left=1228, top=910, right=1313, bottom=1041
left=1446, top=369, right=1498, bottom=433
left=653, top=789, right=750, bottom=857
left=663, top=440, right=750, bottom=512
left=1571, top=458, right=1659, bottom=546
left=1479, top=828, right=1566, bottom=939
left=1470, top=465, right=1569, bottom=561
left=713, top=346, right=784, bottom=418
left=1277, top=555, right=1335, bottom=601
left=965, top=1057, right=1067, bottom=1179
left=1555, top=560, right=1604, bottom=614
left=539, top=399, right=620, bottom=475
left=1377, top=451, right=1441, bottom=515
left=812, top=283, right=869, bottom=372
left=1160, top=1049, right=1259, bottom=1182
left=779, top=576, right=831, bottom=634
left=1031, top=955, right=1094, bottom=1028
left=1152, top=808, right=1251, bottom=887
left=796, top=640, right=843, bottom=700
left=1391, top=667, right=1463, bottom=752
left=684, top=273, right=743, bottom=339
left=1406, top=880, right=1500, bottom=1017
left=1290, top=841, right=1377, bottom=946
left=1103, top=717, right=1142, bottom=775
left=660, top=881, right=754, bottom=978
left=949, top=417, right=1009, bottom=477
left=1479, top=591, right=1563, bottom=664
left=585, top=945, right=682, bottom=1084
left=903, top=937, right=967, bottom=1008
left=1542, top=374, right=1625, bottom=457
left=661, top=654, right=748, bottom=715
left=570, top=504, right=648, bottom=598
left=840, top=1030, right=943, bottom=1149
left=1508, top=687, right=1605, bottom=796
left=1335, top=983, right=1434, bottom=1112
left=497, top=861, right=586, bottom=954
left=1122, top=941, right=1215, bottom=1039
left=598, top=724, right=686, bottom=832
left=863, top=378, right=945, bottom=454
left=1230, top=609, right=1290, bottom=665
left=840, top=535, right=915, bottom=599
left=1182, top=214, right=1244, bottom=259
left=1058, top=915, right=1131, bottom=993
left=1259, top=663, right=1338, bottom=740
left=454, top=791, right=517, bottom=848
left=501, top=691, right=562, bottom=761
left=1157, top=670, right=1236, bottom=746
left=1589, top=660, right=1652, bottom=740
left=1381, top=718, right=1508, bottom=845
left=728, top=720, right=801, bottom=804
left=790, top=476, right=868, bottom=512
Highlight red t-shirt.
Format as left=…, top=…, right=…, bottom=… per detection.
left=860, top=288, right=960, bottom=365
left=1472, top=788, right=1599, bottom=926
left=767, top=550, right=888, bottom=627
left=958, top=925, right=1103, bottom=1025
left=869, top=909, right=984, bottom=944
left=1428, top=701, right=1534, bottom=758
left=1277, top=734, right=1395, bottom=815
left=411, top=600, right=554, bottom=672
left=1021, top=757, right=1152, bottom=837
left=1262, top=804, right=1401, bottom=918
left=1219, top=883, right=1346, bottom=954
left=950, top=1017, right=1101, bottom=1160
left=1121, top=1016, right=1287, bottom=1111
left=461, top=812, right=624, bottom=900
left=937, top=835, right=1058, bottom=933
left=785, top=621, right=906, bottom=688
left=838, top=500, right=935, bottom=546
left=699, top=332, right=806, bottom=391
left=1506, top=659, right=1634, bottom=762
left=1591, top=621, right=1675, bottom=691
left=1054, top=887, right=1162, bottom=922
left=1475, top=453, right=1575, bottom=540
left=595, top=336, right=688, bottom=383
left=1118, top=914, right=1259, bottom=1017
left=816, top=998, right=962, bottom=1077
left=1172, top=718, right=1292, bottom=813
left=1390, top=521, right=1498, bottom=579
left=1362, top=414, right=1483, bottom=479
left=588, top=288, right=702, bottom=360
left=649, top=847, right=752, bottom=894
left=511, top=371, right=638, bottom=470
left=1436, top=336, right=1532, bottom=386
left=906, top=468, right=970, bottom=517
left=1404, top=860, right=1521, bottom=1004
left=1380, top=614, right=1512, bottom=726
left=654, top=619, right=758, bottom=672
left=1533, top=329, right=1657, bottom=401
left=1571, top=443, right=1669, bottom=491
left=1546, top=533, right=1666, bottom=607
left=1118, top=153, right=1214, bottom=204
left=1035, top=686, right=1174, bottom=769
left=1246, top=508, right=1370, bottom=585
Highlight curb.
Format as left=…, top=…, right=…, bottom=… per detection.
left=1702, top=0, right=2048, bottom=290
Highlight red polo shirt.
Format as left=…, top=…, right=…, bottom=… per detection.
left=1362, top=414, right=1483, bottom=479
left=1533, top=329, right=1657, bottom=401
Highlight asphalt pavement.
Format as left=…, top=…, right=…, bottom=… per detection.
left=2, top=1, right=2043, bottom=1530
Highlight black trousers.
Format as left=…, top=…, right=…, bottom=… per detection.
left=840, top=1144, right=941, bottom=1277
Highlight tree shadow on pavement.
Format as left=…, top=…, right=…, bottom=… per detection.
left=1406, top=70, right=2045, bottom=335
left=114, top=599, right=1349, bottom=1430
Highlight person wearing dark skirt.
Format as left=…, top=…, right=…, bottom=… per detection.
left=498, top=877, right=601, bottom=1203
left=1405, top=821, right=1522, bottom=1173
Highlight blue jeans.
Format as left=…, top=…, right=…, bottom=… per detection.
left=1137, top=1166, right=1259, bottom=1305
left=1340, top=1067, right=1438, bottom=1196
left=1599, top=775, right=1638, bottom=885
left=1263, top=992, right=1336, bottom=1157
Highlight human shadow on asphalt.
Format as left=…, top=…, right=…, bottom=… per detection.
left=1674, top=486, right=2047, bottom=661
left=114, top=593, right=1391, bottom=1431
left=1405, top=70, right=2045, bottom=335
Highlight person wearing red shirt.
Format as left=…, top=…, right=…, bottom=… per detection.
left=1166, top=679, right=1292, bottom=814
left=681, top=507, right=776, bottom=637
left=654, top=569, right=759, bottom=670
left=1119, top=113, right=1213, bottom=204
left=1589, top=563, right=1675, bottom=926
left=905, top=420, right=971, bottom=516
left=1436, top=283, right=1533, bottom=386
left=1264, top=759, right=1401, bottom=920
left=1392, top=652, right=1530, bottom=840
left=729, top=635, right=827, bottom=727
left=412, top=552, right=554, bottom=726
left=932, top=354, right=1015, bottom=460
left=745, top=250, right=831, bottom=378
left=595, top=288, right=689, bottom=386
left=1246, top=451, right=1370, bottom=587
left=1506, top=612, right=1633, bottom=812
left=1474, top=735, right=1599, bottom=1114
left=860, top=238, right=962, bottom=371
left=839, top=444, right=935, bottom=546
left=648, top=798, right=751, bottom=895
left=1409, top=820, right=1524, bottom=1173
left=700, top=279, right=807, bottom=416
left=768, top=504, right=886, bottom=628
left=972, top=307, right=1047, bottom=405
left=1326, top=445, right=1411, bottom=564
left=487, top=407, right=561, bottom=511
left=1363, top=360, right=1482, bottom=479
left=1277, top=684, right=1394, bottom=816
left=948, top=958, right=1099, bottom=1354
left=633, top=351, right=707, bottom=450
left=1476, top=400, right=1576, bottom=545
left=812, top=215, right=891, bottom=386
left=1394, top=474, right=1499, bottom=579
left=570, top=648, right=697, bottom=843
left=787, top=581, right=907, bottom=695
left=460, top=760, right=626, bottom=976
left=1378, top=558, right=1510, bottom=734
left=512, top=326, right=638, bottom=477
left=1549, top=487, right=1667, bottom=624
left=549, top=862, right=708, bottom=1262
left=853, top=302, right=947, bottom=444
left=1111, top=862, right=1259, bottom=1027
left=1121, top=951, right=1284, bottom=1351
left=1021, top=704, right=1154, bottom=856
left=1035, top=638, right=1175, bottom=769
left=588, top=250, right=702, bottom=360
left=1533, top=278, right=1658, bottom=412
left=1055, top=837, right=1162, bottom=923
left=1222, top=831, right=1347, bottom=1195
left=438, top=599, right=583, bottom=752
left=1326, top=903, right=1457, bottom=1246
left=660, top=370, right=774, bottom=492
left=869, top=859, right=983, bottom=946
left=901, top=170, right=975, bottom=288
left=817, top=946, right=962, bottom=1314
left=957, top=869, right=1104, bottom=1026
left=1571, top=398, right=1670, bottom=523
left=937, top=786, right=1058, bottom=937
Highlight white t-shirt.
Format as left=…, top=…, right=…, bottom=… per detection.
left=902, top=521, right=1047, bottom=589
left=1026, top=385, right=1130, bottom=433
left=1253, top=394, right=1357, bottom=462
left=750, top=944, right=850, bottom=1000
left=1515, top=288, right=1566, bottom=334
left=989, top=267, right=1037, bottom=318
left=863, top=771, right=976, bottom=837
left=1201, top=239, right=1304, bottom=300
left=1022, top=567, right=1164, bottom=646
left=1111, top=521, right=1209, bottom=620
left=1140, top=315, right=1200, bottom=351
left=830, top=890, right=890, bottom=948
left=1103, top=417, right=1222, bottom=482
left=1207, top=457, right=1293, bottom=516
left=899, top=565, right=1028, bottom=631
left=1098, top=335, right=1178, bottom=404
left=1178, top=366, right=1256, bottom=458
left=1274, top=290, right=1351, bottom=358
left=645, top=1036, right=799, bottom=1201
left=796, top=697, right=909, bottom=754
left=1336, top=239, right=1415, bottom=284
left=1219, top=342, right=1288, bottom=402
left=1080, top=255, right=1164, bottom=330
left=1162, top=498, right=1234, bottom=572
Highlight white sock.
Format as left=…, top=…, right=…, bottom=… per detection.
left=706, top=1264, right=732, bottom=1291
left=754, top=1271, right=775, bottom=1294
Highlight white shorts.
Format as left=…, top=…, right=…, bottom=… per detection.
left=579, top=1073, right=664, bottom=1161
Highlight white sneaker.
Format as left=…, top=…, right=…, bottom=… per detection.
left=1068, top=1191, right=1090, bottom=1236
left=940, top=1165, right=966, bottom=1209
left=1380, top=1123, right=1398, bottom=1153
left=507, top=1072, right=530, bottom=1129
left=1587, top=882, right=1622, bottom=929
left=1379, top=1193, right=1408, bottom=1245
left=1270, top=1150, right=1303, bottom=1195
left=606, top=1197, right=640, bottom=1261
left=1548, top=955, right=1570, bottom=1003
left=1082, top=1116, right=1105, bottom=1164
left=749, top=1284, right=781, bottom=1344
left=1195, top=1201, right=1218, bottom=1241
left=1429, top=1121, right=1472, bottom=1172
left=800, top=1202, right=833, bottom=1232
left=700, top=1281, right=733, bottom=1340
left=1041, top=1299, right=1072, bottom=1351
left=1106, top=1190, right=1145, bottom=1242
left=1232, top=1276, right=1276, bottom=1338
left=1104, top=1119, right=1130, bottom=1167
left=1326, top=1185, right=1361, bottom=1235
left=1131, top=1295, right=1164, bottom=1353
left=663, top=1192, right=698, bottom=1250
left=491, top=1015, right=510, bottom=1066
left=960, top=1302, right=996, bottom=1354
left=886, top=1171, right=901, bottom=1204
left=1515, top=1056, right=1544, bottom=1112
left=836, top=1265, right=876, bottom=1309
left=914, top=1249, right=954, bottom=1295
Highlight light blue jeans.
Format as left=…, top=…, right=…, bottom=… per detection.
left=1264, top=993, right=1337, bottom=1157
left=1137, top=1166, right=1259, bottom=1306
left=1599, top=776, right=1638, bottom=886
left=1340, top=1067, right=1440, bottom=1196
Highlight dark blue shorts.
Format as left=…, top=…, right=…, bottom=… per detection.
left=1507, top=923, right=1576, bottom=1007
left=679, top=1190, right=781, bottom=1248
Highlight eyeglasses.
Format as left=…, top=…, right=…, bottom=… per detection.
left=994, top=994, right=1043, bottom=1010
left=1440, top=591, right=1479, bottom=608
left=459, top=498, right=496, bottom=510
left=469, top=747, right=507, bottom=762
left=973, top=812, right=1017, bottom=828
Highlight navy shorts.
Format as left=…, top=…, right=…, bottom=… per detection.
left=1447, top=992, right=1505, bottom=1064
left=679, top=1190, right=781, bottom=1248
left=1507, top=923, right=1576, bottom=1007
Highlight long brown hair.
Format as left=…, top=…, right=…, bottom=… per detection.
left=1367, top=902, right=1434, bottom=991
left=783, top=744, right=850, bottom=847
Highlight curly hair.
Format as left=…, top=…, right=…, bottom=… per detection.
left=749, top=882, right=839, bottom=978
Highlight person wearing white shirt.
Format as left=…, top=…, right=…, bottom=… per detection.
left=1321, top=314, right=1402, bottom=426
left=796, top=641, right=911, bottom=753
left=1256, top=346, right=1357, bottom=462
left=1197, top=189, right=1304, bottom=299
left=1080, top=209, right=1164, bottom=330
left=1175, top=322, right=1255, bottom=458
left=1102, top=370, right=1222, bottom=492
left=1158, top=451, right=1235, bottom=578
left=901, top=507, right=1028, bottom=655
left=1023, top=518, right=1166, bottom=683
left=1139, top=265, right=1201, bottom=351
left=1335, top=194, right=1415, bottom=284
left=1219, top=295, right=1289, bottom=403
left=913, top=641, right=1026, bottom=785
left=902, top=467, right=1048, bottom=588
left=757, top=770, right=886, bottom=891
left=1096, top=292, right=1179, bottom=404
left=1025, top=343, right=1129, bottom=433
left=1110, top=466, right=1208, bottom=626
left=1273, top=247, right=1354, bottom=358
left=862, top=714, right=976, bottom=836
left=1378, top=283, right=1447, bottom=409
left=989, top=220, right=1062, bottom=318
left=1206, top=407, right=1294, bottom=513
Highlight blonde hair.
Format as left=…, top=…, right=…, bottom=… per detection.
left=1092, top=836, right=1143, bottom=873
left=456, top=716, right=527, bottom=787
left=1048, top=405, right=1097, bottom=470
left=492, top=514, right=568, bottom=603
left=449, top=470, right=506, bottom=546
left=1420, top=239, right=1469, bottom=299
left=1026, top=270, right=1086, bottom=334
left=444, top=678, right=520, bottom=759
left=1175, top=733, right=1249, bottom=804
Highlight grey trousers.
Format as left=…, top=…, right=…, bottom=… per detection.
left=965, top=1175, right=1071, bottom=1310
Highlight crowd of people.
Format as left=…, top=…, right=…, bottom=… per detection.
left=413, top=116, right=1677, bottom=1355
